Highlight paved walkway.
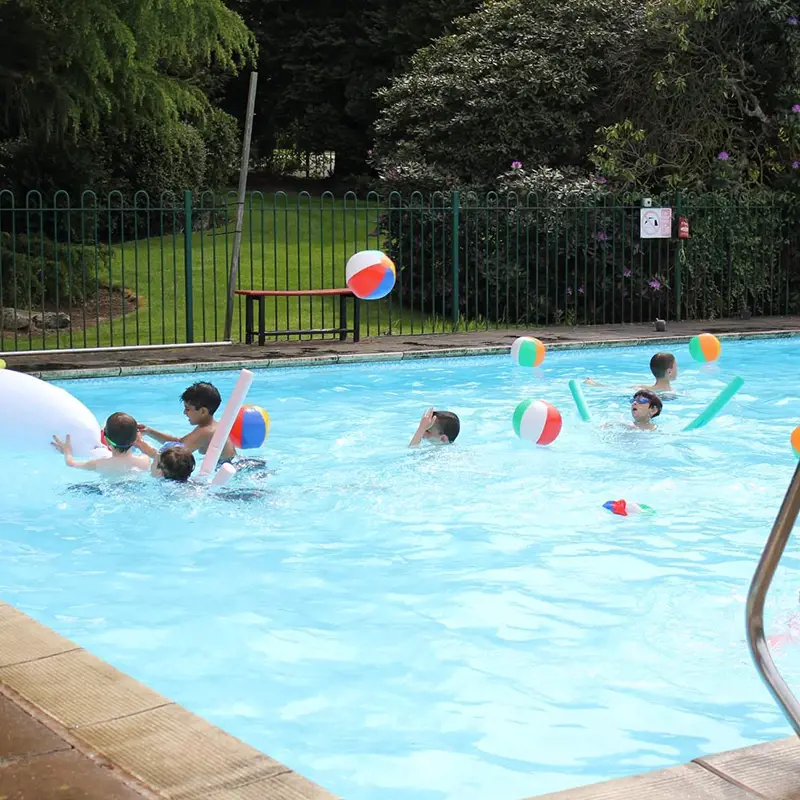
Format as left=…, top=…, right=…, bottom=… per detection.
left=4, top=317, right=800, bottom=374
left=0, top=689, right=153, bottom=800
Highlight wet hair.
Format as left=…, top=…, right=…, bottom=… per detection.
left=433, top=410, right=461, bottom=442
left=633, top=389, right=663, bottom=418
left=180, top=382, right=222, bottom=414
left=650, top=352, right=676, bottom=379
left=159, top=446, right=196, bottom=482
left=104, top=412, right=138, bottom=452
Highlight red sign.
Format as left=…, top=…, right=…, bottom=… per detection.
left=678, top=216, right=690, bottom=239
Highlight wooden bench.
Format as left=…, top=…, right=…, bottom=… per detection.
left=235, top=288, right=361, bottom=344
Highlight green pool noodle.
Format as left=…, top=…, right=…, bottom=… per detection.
left=683, top=376, right=744, bottom=432
left=568, top=379, right=592, bottom=422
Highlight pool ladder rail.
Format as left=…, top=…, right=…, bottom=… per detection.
left=746, top=460, right=800, bottom=736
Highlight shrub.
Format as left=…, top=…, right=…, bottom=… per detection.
left=379, top=168, right=800, bottom=325
left=0, top=232, right=111, bottom=311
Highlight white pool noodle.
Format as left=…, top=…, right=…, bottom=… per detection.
left=198, top=369, right=254, bottom=477
left=210, top=462, right=237, bottom=486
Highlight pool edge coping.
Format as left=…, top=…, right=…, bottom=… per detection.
left=0, top=600, right=341, bottom=799
left=2, top=591, right=797, bottom=800
left=19, top=327, right=800, bottom=381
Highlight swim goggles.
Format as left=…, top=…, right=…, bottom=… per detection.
left=631, top=396, right=650, bottom=405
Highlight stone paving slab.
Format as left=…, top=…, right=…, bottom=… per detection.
left=4, top=316, right=800, bottom=378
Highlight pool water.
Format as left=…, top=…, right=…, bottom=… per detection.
left=2, top=338, right=800, bottom=800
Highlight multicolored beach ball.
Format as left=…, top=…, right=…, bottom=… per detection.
left=689, top=333, right=721, bottom=363
left=345, top=250, right=396, bottom=300
left=510, top=336, right=546, bottom=368
left=230, top=405, right=270, bottom=450
left=513, top=399, right=562, bottom=446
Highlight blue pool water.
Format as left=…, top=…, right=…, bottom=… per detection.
left=2, top=338, right=800, bottom=800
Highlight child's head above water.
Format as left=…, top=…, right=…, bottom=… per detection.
left=180, top=382, right=222, bottom=424
left=157, top=445, right=196, bottom=482
left=424, top=410, right=461, bottom=443
left=631, top=389, right=662, bottom=427
left=650, top=352, right=677, bottom=382
left=104, top=412, right=138, bottom=452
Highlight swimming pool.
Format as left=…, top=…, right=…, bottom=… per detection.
left=1, top=338, right=800, bottom=800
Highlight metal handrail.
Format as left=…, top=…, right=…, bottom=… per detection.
left=746, top=461, right=800, bottom=736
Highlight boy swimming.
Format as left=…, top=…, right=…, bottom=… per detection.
left=139, top=382, right=237, bottom=464
left=629, top=389, right=663, bottom=431
left=408, top=408, right=461, bottom=447
left=52, top=412, right=150, bottom=474
left=584, top=351, right=678, bottom=395
left=638, top=352, right=678, bottom=393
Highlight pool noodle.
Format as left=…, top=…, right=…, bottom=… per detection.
left=568, top=379, right=592, bottom=422
left=198, top=369, right=254, bottom=476
left=683, top=376, right=744, bottom=431
left=210, top=462, right=236, bottom=487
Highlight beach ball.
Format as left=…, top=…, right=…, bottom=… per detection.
left=513, top=399, right=562, bottom=446
left=230, top=405, right=270, bottom=450
left=791, top=426, right=800, bottom=458
left=511, top=336, right=546, bottom=368
left=345, top=250, right=396, bottom=300
left=689, top=333, right=721, bottom=363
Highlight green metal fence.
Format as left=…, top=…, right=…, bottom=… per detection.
left=1, top=189, right=798, bottom=352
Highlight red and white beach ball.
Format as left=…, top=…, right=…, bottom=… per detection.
left=345, top=250, right=397, bottom=300
left=512, top=399, right=562, bottom=446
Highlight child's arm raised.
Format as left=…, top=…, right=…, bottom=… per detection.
left=138, top=424, right=182, bottom=445
left=51, top=434, right=100, bottom=470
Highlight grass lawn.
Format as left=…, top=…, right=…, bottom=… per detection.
left=2, top=192, right=452, bottom=352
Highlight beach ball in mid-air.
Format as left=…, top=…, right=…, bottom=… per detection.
left=345, top=250, right=396, bottom=300
left=230, top=405, right=270, bottom=449
left=511, top=336, right=546, bottom=368
left=513, top=399, right=562, bottom=446
left=689, top=333, right=721, bottom=363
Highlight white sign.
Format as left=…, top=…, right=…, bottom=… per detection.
left=640, top=207, right=672, bottom=239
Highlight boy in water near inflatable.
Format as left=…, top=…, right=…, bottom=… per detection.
left=139, top=382, right=237, bottom=463
left=408, top=408, right=461, bottom=447
left=135, top=435, right=196, bottom=482
left=52, top=412, right=150, bottom=473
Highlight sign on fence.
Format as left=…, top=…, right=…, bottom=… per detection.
left=640, top=207, right=672, bottom=239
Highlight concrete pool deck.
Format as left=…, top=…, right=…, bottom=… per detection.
left=3, top=316, right=800, bottom=798
left=4, top=315, right=800, bottom=379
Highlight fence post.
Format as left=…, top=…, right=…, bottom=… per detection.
left=452, top=190, right=461, bottom=325
left=675, top=189, right=682, bottom=322
left=184, top=189, right=194, bottom=343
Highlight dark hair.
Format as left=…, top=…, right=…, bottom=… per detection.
left=159, top=446, right=196, bottom=482
left=104, top=412, right=138, bottom=452
left=650, top=352, right=676, bottom=379
left=433, top=410, right=460, bottom=442
left=633, top=389, right=663, bottom=417
left=180, top=382, right=221, bottom=414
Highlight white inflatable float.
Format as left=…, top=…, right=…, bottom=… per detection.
left=0, top=367, right=106, bottom=458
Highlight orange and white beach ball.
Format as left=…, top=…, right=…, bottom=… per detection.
left=513, top=399, right=562, bottom=446
left=345, top=250, right=396, bottom=300
left=510, top=336, right=546, bottom=368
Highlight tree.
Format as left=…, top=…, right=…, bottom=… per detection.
left=225, top=0, right=478, bottom=177
left=592, top=0, right=800, bottom=190
left=373, top=0, right=647, bottom=189
left=0, top=0, right=254, bottom=143
left=0, top=0, right=254, bottom=198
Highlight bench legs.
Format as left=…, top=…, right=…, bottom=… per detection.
left=244, top=294, right=360, bottom=344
